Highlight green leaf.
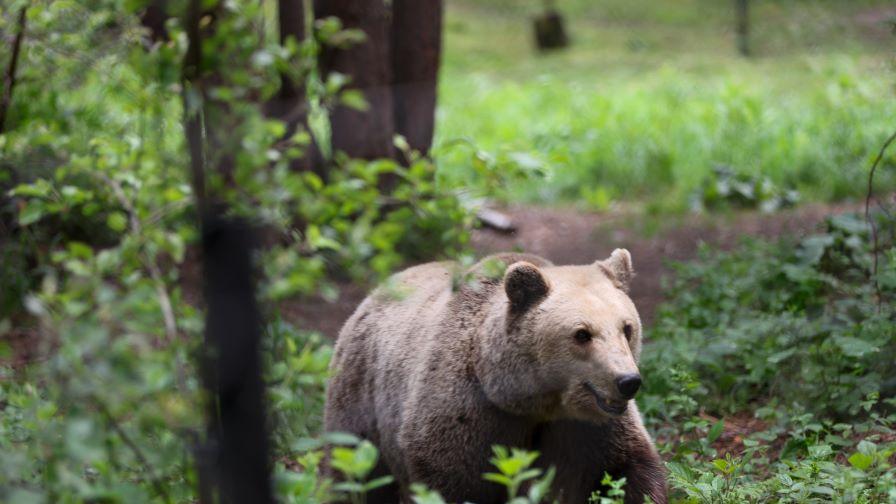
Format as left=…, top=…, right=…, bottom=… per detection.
left=847, top=452, right=873, bottom=471
left=807, top=444, right=832, bottom=459
left=340, top=89, right=368, bottom=111
left=362, top=475, right=394, bottom=492
left=482, top=473, right=511, bottom=486
left=707, top=419, right=725, bottom=443
left=18, top=201, right=45, bottom=226
left=107, top=211, right=128, bottom=232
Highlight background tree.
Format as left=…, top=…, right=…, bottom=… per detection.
left=267, top=0, right=325, bottom=176
left=735, top=0, right=750, bottom=56
left=314, top=0, right=395, bottom=163
left=391, top=0, right=443, bottom=157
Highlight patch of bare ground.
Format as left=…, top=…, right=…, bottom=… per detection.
left=284, top=200, right=866, bottom=338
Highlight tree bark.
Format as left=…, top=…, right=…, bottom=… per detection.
left=0, top=6, right=27, bottom=135
left=140, top=0, right=168, bottom=44
left=391, top=0, right=443, bottom=157
left=314, top=0, right=395, bottom=161
left=182, top=2, right=273, bottom=501
left=735, top=0, right=750, bottom=57
left=267, top=0, right=324, bottom=176
left=200, top=215, right=272, bottom=504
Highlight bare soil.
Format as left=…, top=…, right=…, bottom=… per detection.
left=285, top=200, right=864, bottom=338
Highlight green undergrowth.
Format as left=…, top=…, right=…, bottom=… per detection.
left=436, top=0, right=896, bottom=208
left=637, top=210, right=896, bottom=502
left=436, top=63, right=896, bottom=208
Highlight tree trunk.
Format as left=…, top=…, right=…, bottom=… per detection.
left=182, top=2, right=273, bottom=501
left=0, top=6, right=27, bottom=135
left=140, top=0, right=168, bottom=44
left=267, top=0, right=325, bottom=176
left=735, top=0, right=750, bottom=57
left=200, top=216, right=272, bottom=504
left=391, top=0, right=443, bottom=157
left=314, top=0, right=394, bottom=162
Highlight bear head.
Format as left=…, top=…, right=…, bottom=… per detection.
left=477, top=249, right=643, bottom=423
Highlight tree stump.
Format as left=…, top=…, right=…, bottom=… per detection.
left=533, top=10, right=569, bottom=51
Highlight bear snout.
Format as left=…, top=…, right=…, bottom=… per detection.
left=615, top=373, right=642, bottom=399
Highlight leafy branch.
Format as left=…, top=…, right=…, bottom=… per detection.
left=864, top=128, right=896, bottom=306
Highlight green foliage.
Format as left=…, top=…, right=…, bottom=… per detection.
left=438, top=66, right=896, bottom=208
left=666, top=408, right=896, bottom=503
left=483, top=445, right=555, bottom=503
left=439, top=1, right=896, bottom=208
left=693, top=165, right=799, bottom=213
left=642, top=212, right=896, bottom=419
left=3, top=0, right=896, bottom=502
left=636, top=210, right=896, bottom=502
left=0, top=0, right=473, bottom=502
left=588, top=473, right=627, bottom=504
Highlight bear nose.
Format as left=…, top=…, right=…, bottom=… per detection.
left=615, top=374, right=642, bottom=399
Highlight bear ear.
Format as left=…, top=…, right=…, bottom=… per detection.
left=504, top=261, right=550, bottom=313
left=598, top=248, right=634, bottom=292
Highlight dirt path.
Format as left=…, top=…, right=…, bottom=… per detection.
left=285, top=200, right=863, bottom=337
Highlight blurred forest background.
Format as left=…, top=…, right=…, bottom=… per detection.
left=1, top=0, right=896, bottom=502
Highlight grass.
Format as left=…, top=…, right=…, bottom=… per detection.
left=435, top=0, right=896, bottom=209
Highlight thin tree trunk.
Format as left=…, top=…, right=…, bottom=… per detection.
left=735, top=0, right=750, bottom=57
left=140, top=0, right=168, bottom=43
left=267, top=0, right=325, bottom=176
left=182, top=1, right=273, bottom=502
left=0, top=6, right=27, bottom=134
left=314, top=0, right=395, bottom=162
left=200, top=215, right=272, bottom=504
left=391, top=0, right=443, bottom=158
left=182, top=0, right=207, bottom=213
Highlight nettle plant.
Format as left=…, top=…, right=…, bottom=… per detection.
left=642, top=212, right=896, bottom=420
left=636, top=209, right=896, bottom=502
left=275, top=439, right=564, bottom=504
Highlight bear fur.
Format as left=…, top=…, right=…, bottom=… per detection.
left=324, top=251, right=667, bottom=504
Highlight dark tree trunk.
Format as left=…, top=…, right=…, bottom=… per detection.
left=0, top=6, right=26, bottom=135
left=533, top=9, right=568, bottom=50
left=267, top=0, right=325, bottom=176
left=200, top=215, right=272, bottom=504
left=314, top=0, right=395, bottom=162
left=140, top=0, right=169, bottom=43
left=391, top=0, right=443, bottom=158
left=735, top=0, right=750, bottom=57
left=182, top=1, right=273, bottom=502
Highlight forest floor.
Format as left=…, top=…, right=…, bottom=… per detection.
left=0, top=200, right=866, bottom=372
left=285, top=200, right=865, bottom=338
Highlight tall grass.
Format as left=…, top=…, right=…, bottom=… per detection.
left=436, top=61, right=896, bottom=207
left=435, top=0, right=896, bottom=208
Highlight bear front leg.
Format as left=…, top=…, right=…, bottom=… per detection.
left=618, top=441, right=667, bottom=504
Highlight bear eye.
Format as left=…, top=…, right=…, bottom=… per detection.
left=623, top=323, right=633, bottom=341
left=573, top=329, right=592, bottom=344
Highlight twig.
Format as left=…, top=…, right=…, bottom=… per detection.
left=864, top=129, right=896, bottom=307
left=98, top=173, right=178, bottom=344
left=94, top=397, right=173, bottom=504
left=0, top=7, right=27, bottom=133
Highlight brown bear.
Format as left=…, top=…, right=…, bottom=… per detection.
left=324, top=250, right=667, bottom=504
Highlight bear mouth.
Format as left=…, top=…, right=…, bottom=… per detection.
left=583, top=381, right=627, bottom=416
